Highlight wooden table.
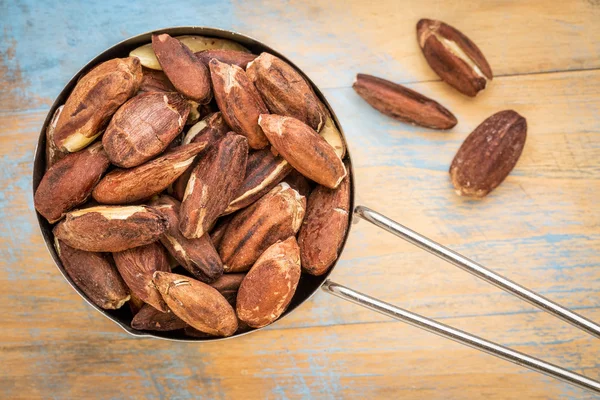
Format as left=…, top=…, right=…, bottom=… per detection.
left=1, top=1, right=598, bottom=398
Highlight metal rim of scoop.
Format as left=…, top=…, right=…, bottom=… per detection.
left=32, top=27, right=600, bottom=394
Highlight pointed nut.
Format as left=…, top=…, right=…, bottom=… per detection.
left=450, top=110, right=527, bottom=198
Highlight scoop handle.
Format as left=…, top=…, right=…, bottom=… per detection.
left=320, top=205, right=600, bottom=394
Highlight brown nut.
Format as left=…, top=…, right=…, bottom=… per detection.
left=179, top=132, right=248, bottom=239
left=131, top=304, right=188, bottom=332
left=152, top=33, right=212, bottom=103
left=353, top=73, right=457, bottom=130
left=53, top=206, right=167, bottom=252
left=283, top=169, right=312, bottom=198
left=223, top=148, right=293, bottom=215
left=236, top=237, right=301, bottom=328
left=209, top=59, right=269, bottom=149
left=172, top=112, right=230, bottom=201
left=151, top=195, right=224, bottom=283
left=218, top=182, right=306, bottom=273
left=45, top=105, right=67, bottom=170
left=102, top=91, right=190, bottom=168
left=195, top=49, right=257, bottom=69
left=153, top=271, right=238, bottom=337
left=55, top=239, right=129, bottom=309
left=450, top=110, right=527, bottom=198
left=209, top=273, right=245, bottom=306
left=113, top=242, right=171, bottom=312
left=128, top=293, right=145, bottom=315
left=246, top=53, right=325, bottom=131
left=139, top=67, right=176, bottom=93
left=54, top=57, right=142, bottom=152
left=34, top=142, right=110, bottom=223
left=298, top=172, right=350, bottom=276
left=258, top=114, right=346, bottom=189
left=92, top=142, right=207, bottom=204
left=417, top=19, right=493, bottom=97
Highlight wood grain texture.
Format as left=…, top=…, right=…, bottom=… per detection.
left=1, top=0, right=599, bottom=399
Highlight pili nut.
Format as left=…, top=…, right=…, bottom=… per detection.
left=318, top=109, right=346, bottom=158
left=54, top=57, right=142, bottom=152
left=298, top=173, right=350, bottom=276
left=209, top=214, right=233, bottom=250
left=182, top=112, right=230, bottom=146
left=195, top=49, right=257, bottom=69
left=130, top=35, right=250, bottom=71
left=53, top=205, right=167, bottom=252
left=450, top=110, right=527, bottom=198
left=173, top=112, right=230, bottom=201
left=153, top=271, right=238, bottom=337
left=54, top=238, right=129, bottom=309
left=92, top=142, right=207, bottom=204
left=236, top=237, right=301, bottom=328
left=223, top=148, right=293, bottom=215
left=180, top=132, right=248, bottom=239
left=139, top=67, right=176, bottom=93
left=150, top=195, right=224, bottom=283
left=283, top=169, right=312, bottom=198
left=417, top=19, right=493, bottom=97
left=45, top=105, right=67, bottom=170
left=152, top=33, right=212, bottom=104
left=258, top=114, right=346, bottom=189
left=102, top=92, right=190, bottom=168
left=353, top=73, right=457, bottom=130
left=209, top=59, right=269, bottom=149
left=247, top=53, right=325, bottom=131
left=128, top=292, right=146, bottom=315
left=131, top=304, right=188, bottom=331
left=113, top=242, right=170, bottom=312
left=218, top=182, right=306, bottom=273
left=35, top=142, right=110, bottom=223
left=209, top=273, right=245, bottom=306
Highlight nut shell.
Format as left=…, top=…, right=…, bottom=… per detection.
left=152, top=33, right=212, bottom=103
left=258, top=114, right=346, bottom=189
left=209, top=59, right=269, bottom=149
left=173, top=112, right=230, bottom=201
left=353, top=73, right=457, bottom=129
left=55, top=239, right=129, bottom=310
left=54, top=57, right=142, bottom=152
left=35, top=142, right=110, bottom=223
left=102, top=92, right=190, bottom=168
left=45, top=105, right=67, bottom=170
left=417, top=19, right=493, bottom=97
left=224, top=148, right=293, bottom=215
left=131, top=304, right=188, bottom=331
left=236, top=237, right=301, bottom=328
left=113, top=242, right=171, bottom=312
left=179, top=132, right=248, bottom=239
left=153, top=271, right=238, bottom=337
left=450, top=110, right=527, bottom=198
left=195, top=49, right=257, bottom=69
left=93, top=142, right=207, bottom=204
left=247, top=53, right=325, bottom=131
left=53, top=206, right=167, bottom=252
left=139, top=67, right=176, bottom=93
left=209, top=273, right=245, bottom=306
left=218, top=182, right=306, bottom=272
left=298, top=173, right=350, bottom=276
left=151, top=195, right=224, bottom=283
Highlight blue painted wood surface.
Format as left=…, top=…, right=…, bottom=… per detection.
left=1, top=0, right=599, bottom=398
